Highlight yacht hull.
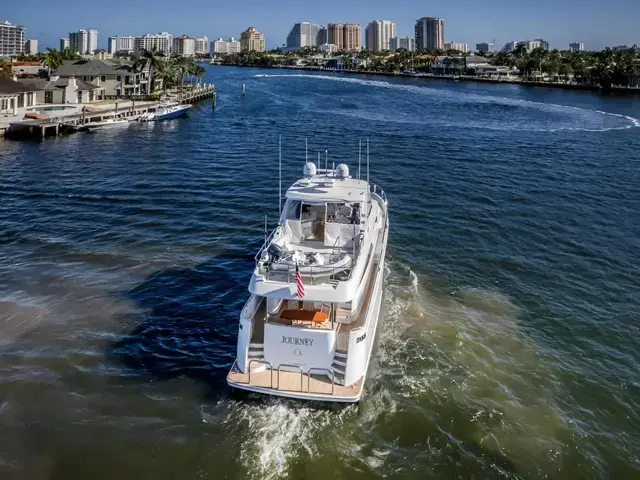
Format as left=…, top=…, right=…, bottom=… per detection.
left=155, top=106, right=191, bottom=121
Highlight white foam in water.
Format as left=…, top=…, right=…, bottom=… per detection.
left=256, top=73, right=640, bottom=132
left=218, top=399, right=355, bottom=479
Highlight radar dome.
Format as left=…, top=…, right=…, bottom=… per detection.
left=303, top=162, right=317, bottom=177
left=335, top=163, right=350, bottom=179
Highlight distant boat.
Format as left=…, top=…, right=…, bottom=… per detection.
left=154, top=102, right=192, bottom=121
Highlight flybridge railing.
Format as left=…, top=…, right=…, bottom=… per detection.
left=370, top=184, right=387, bottom=205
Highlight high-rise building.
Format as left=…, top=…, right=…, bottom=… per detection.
left=569, top=42, right=585, bottom=52
left=286, top=22, right=326, bottom=49
left=415, top=17, right=444, bottom=51
left=0, top=21, right=25, bottom=56
left=240, top=27, right=265, bottom=52
left=328, top=23, right=361, bottom=52
left=212, top=37, right=241, bottom=54
left=444, top=42, right=468, bottom=53
left=172, top=35, right=196, bottom=56
left=108, top=36, right=135, bottom=54
left=134, top=33, right=173, bottom=56
left=327, top=24, right=344, bottom=50
left=69, top=29, right=98, bottom=54
left=528, top=39, right=549, bottom=51
left=476, top=42, right=495, bottom=53
left=365, top=20, right=396, bottom=52
left=24, top=39, right=38, bottom=54
left=343, top=24, right=361, bottom=52
left=60, top=37, right=70, bottom=51
left=502, top=41, right=518, bottom=52
left=195, top=36, right=209, bottom=55
left=389, top=36, right=415, bottom=52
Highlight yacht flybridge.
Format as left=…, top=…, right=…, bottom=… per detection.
left=227, top=157, right=388, bottom=402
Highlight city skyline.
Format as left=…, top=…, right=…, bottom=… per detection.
left=2, top=0, right=638, bottom=52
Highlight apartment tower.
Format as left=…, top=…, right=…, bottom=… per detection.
left=365, top=20, right=396, bottom=52
left=414, top=17, right=444, bottom=51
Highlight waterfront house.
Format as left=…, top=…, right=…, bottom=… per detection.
left=16, top=76, right=103, bottom=104
left=0, top=77, right=37, bottom=118
left=431, top=55, right=489, bottom=75
left=52, top=59, right=151, bottom=97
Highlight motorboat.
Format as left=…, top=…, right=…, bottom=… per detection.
left=153, top=102, right=192, bottom=121
left=82, top=116, right=129, bottom=131
left=227, top=154, right=389, bottom=403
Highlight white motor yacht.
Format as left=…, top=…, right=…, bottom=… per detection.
left=227, top=158, right=388, bottom=403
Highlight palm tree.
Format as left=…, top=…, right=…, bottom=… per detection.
left=42, top=48, right=63, bottom=76
left=134, top=48, right=166, bottom=92
left=170, top=56, right=197, bottom=96
left=0, top=59, right=11, bottom=77
left=193, top=65, right=206, bottom=85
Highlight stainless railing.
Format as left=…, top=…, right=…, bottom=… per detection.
left=241, top=362, right=336, bottom=396
left=370, top=183, right=387, bottom=205
left=277, top=364, right=304, bottom=392
left=247, top=359, right=273, bottom=388
left=308, top=368, right=335, bottom=395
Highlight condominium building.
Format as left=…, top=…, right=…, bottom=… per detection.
left=444, top=42, right=468, bottom=53
left=134, top=33, right=172, bottom=56
left=476, top=42, right=495, bottom=53
left=195, top=36, right=209, bottom=55
left=60, top=38, right=70, bottom=51
left=240, top=27, right=265, bottom=52
left=172, top=35, right=196, bottom=56
left=528, top=39, right=549, bottom=51
left=24, top=39, right=38, bottom=54
left=328, top=23, right=361, bottom=52
left=415, top=17, right=444, bottom=51
left=0, top=21, right=25, bottom=56
left=569, top=42, right=585, bottom=52
left=211, top=37, right=241, bottom=54
left=69, top=29, right=98, bottom=55
left=108, top=36, right=135, bottom=54
left=502, top=41, right=518, bottom=52
left=365, top=20, right=396, bottom=52
left=286, top=22, right=326, bottom=49
left=389, top=36, right=415, bottom=52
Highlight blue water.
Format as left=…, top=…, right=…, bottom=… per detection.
left=0, top=67, right=639, bottom=480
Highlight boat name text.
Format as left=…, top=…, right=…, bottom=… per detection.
left=282, top=336, right=314, bottom=347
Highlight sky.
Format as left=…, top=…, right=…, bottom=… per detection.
left=4, top=1, right=639, bottom=51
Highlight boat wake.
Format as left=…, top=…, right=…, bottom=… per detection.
left=255, top=73, right=640, bottom=132
left=206, top=259, right=573, bottom=479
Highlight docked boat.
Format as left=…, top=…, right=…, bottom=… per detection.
left=82, top=116, right=129, bottom=131
left=154, top=102, right=192, bottom=121
left=227, top=157, right=389, bottom=403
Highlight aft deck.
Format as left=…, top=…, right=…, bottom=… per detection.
left=227, top=360, right=364, bottom=402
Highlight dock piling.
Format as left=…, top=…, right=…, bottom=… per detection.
left=242, top=84, right=246, bottom=96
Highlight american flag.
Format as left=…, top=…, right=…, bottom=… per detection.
left=295, top=264, right=305, bottom=298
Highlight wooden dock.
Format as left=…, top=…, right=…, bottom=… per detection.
left=3, top=84, right=215, bottom=139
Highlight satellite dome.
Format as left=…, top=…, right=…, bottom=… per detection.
left=303, top=162, right=317, bottom=177
left=335, top=163, right=350, bottom=179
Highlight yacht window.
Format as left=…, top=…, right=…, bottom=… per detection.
left=301, top=203, right=326, bottom=241
left=280, top=200, right=302, bottom=222
left=327, top=202, right=360, bottom=224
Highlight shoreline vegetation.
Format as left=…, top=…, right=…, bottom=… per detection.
left=212, top=45, right=640, bottom=94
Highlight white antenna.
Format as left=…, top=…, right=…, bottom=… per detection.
left=358, top=140, right=362, bottom=180
left=305, top=137, right=308, bottom=163
left=264, top=214, right=268, bottom=244
left=325, top=150, right=328, bottom=173
left=366, top=137, right=370, bottom=182
left=279, top=135, right=282, bottom=214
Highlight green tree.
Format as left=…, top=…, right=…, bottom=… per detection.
left=43, top=48, right=63, bottom=76
left=134, top=48, right=167, bottom=92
